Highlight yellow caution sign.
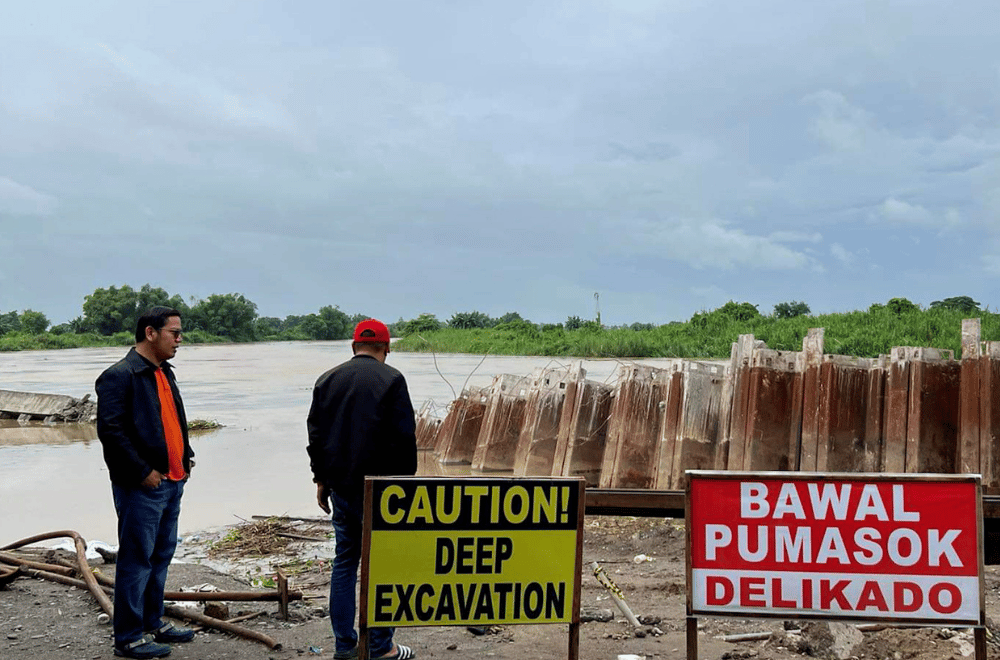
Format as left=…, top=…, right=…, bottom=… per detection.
left=363, top=478, right=584, bottom=627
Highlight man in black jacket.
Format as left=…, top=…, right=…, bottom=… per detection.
left=307, top=319, right=418, bottom=660
left=96, top=307, right=195, bottom=659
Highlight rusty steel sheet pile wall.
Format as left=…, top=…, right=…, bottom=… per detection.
left=864, top=355, right=889, bottom=472
left=959, top=319, right=1000, bottom=493
left=471, top=374, right=531, bottom=472
left=653, top=361, right=685, bottom=490
left=879, top=347, right=959, bottom=474
left=799, top=328, right=825, bottom=471
left=882, top=350, right=910, bottom=473
left=747, top=348, right=803, bottom=472
left=799, top=328, right=884, bottom=473
left=599, top=364, right=671, bottom=488
left=723, top=335, right=764, bottom=473
left=419, top=317, right=998, bottom=488
left=903, top=347, right=959, bottom=474
left=512, top=367, right=571, bottom=477
left=415, top=401, right=444, bottom=450
left=978, top=344, right=1000, bottom=491
left=959, top=319, right=982, bottom=479
left=725, top=337, right=803, bottom=473
left=551, top=365, right=614, bottom=486
left=434, top=386, right=487, bottom=465
left=656, top=360, right=729, bottom=490
left=813, top=357, right=883, bottom=472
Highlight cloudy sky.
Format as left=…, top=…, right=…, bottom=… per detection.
left=2, top=1, right=999, bottom=326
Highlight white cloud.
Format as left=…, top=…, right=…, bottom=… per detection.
left=770, top=231, right=823, bottom=243
left=94, top=43, right=298, bottom=137
left=0, top=177, right=56, bottom=215
left=622, top=218, right=814, bottom=270
left=805, top=90, right=874, bottom=152
left=830, top=242, right=854, bottom=266
left=878, top=198, right=934, bottom=225
left=982, top=253, right=1000, bottom=276
left=690, top=285, right=726, bottom=303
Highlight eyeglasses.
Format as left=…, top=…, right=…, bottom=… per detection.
left=160, top=329, right=183, bottom=338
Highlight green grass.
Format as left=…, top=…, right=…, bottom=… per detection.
left=4, top=305, right=997, bottom=359
left=394, top=308, right=1000, bottom=359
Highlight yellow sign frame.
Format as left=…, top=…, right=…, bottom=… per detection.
left=359, top=477, right=585, bottom=659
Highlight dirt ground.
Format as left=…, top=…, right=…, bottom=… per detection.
left=2, top=515, right=1000, bottom=660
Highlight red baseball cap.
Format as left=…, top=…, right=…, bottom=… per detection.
left=353, top=319, right=391, bottom=343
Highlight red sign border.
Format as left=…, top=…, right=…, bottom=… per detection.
left=685, top=471, right=985, bottom=626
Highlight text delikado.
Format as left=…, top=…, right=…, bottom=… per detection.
left=699, top=574, right=966, bottom=615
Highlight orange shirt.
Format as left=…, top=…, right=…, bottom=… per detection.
left=155, top=368, right=186, bottom=480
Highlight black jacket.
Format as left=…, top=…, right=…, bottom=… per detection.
left=307, top=354, right=417, bottom=503
left=96, top=348, right=193, bottom=486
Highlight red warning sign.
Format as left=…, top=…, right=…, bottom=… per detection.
left=687, top=472, right=983, bottom=625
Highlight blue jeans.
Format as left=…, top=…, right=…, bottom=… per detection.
left=111, top=479, right=184, bottom=647
left=329, top=492, right=394, bottom=657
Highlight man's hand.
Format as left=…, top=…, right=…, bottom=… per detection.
left=316, top=483, right=331, bottom=514
left=141, top=470, right=165, bottom=489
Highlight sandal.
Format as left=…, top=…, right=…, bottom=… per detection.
left=152, top=622, right=195, bottom=643
left=114, top=634, right=172, bottom=659
left=376, top=644, right=416, bottom=659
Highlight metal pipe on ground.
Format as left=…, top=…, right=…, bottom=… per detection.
left=163, top=603, right=281, bottom=649
left=45, top=554, right=303, bottom=602
left=591, top=561, right=641, bottom=627
left=1, top=530, right=113, bottom=616
left=0, top=551, right=78, bottom=576
left=6, top=563, right=281, bottom=650
left=188, top=610, right=266, bottom=633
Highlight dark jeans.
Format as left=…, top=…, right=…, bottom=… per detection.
left=111, top=479, right=184, bottom=647
left=329, top=492, right=394, bottom=657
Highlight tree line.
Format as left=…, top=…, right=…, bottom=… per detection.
left=0, top=285, right=991, bottom=359
left=0, top=284, right=371, bottom=345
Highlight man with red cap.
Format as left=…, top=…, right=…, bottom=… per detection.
left=307, top=319, right=418, bottom=660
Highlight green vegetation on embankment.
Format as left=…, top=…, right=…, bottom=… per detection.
left=2, top=286, right=995, bottom=359
left=392, top=298, right=1000, bottom=359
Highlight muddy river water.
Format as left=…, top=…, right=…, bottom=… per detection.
left=0, top=341, right=674, bottom=546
